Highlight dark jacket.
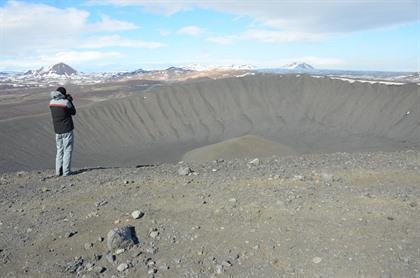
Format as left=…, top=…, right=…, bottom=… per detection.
left=49, top=91, right=76, bottom=134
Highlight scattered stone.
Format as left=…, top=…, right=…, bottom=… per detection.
left=107, top=225, right=139, bottom=251
left=178, top=167, right=192, bottom=176
left=248, top=158, right=260, bottom=166
left=92, top=254, right=102, bottom=261
left=215, top=264, right=224, bottom=274
left=293, top=175, right=305, bottom=181
left=41, top=187, right=50, bottom=192
left=146, top=247, right=157, bottom=255
left=97, top=237, right=104, bottom=242
left=84, top=242, right=93, bottom=250
left=16, top=171, right=25, bottom=177
left=229, top=198, right=237, bottom=203
left=95, top=200, right=108, bottom=207
left=94, top=266, right=106, bottom=273
left=65, top=231, right=77, bottom=238
left=321, top=173, right=334, bottom=183
left=312, top=257, right=322, bottom=264
left=117, top=263, right=129, bottom=272
left=131, top=250, right=143, bottom=258
left=65, top=256, right=84, bottom=274
left=222, top=260, right=232, bottom=267
left=86, top=211, right=100, bottom=219
left=115, top=248, right=125, bottom=255
left=105, top=253, right=115, bottom=263
left=124, top=180, right=130, bottom=184
left=148, top=268, right=157, bottom=274
left=387, top=216, right=394, bottom=221
left=364, top=192, right=373, bottom=198
left=149, top=230, right=159, bottom=239
left=85, top=262, right=94, bottom=271
left=147, top=260, right=155, bottom=267
left=159, top=264, right=169, bottom=271
left=131, top=210, right=144, bottom=219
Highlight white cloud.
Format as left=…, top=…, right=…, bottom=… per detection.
left=0, top=1, right=139, bottom=56
left=0, top=51, right=122, bottom=70
left=158, top=29, right=171, bottom=36
left=207, top=28, right=324, bottom=45
left=88, top=15, right=139, bottom=32
left=207, top=36, right=236, bottom=45
left=87, top=0, right=193, bottom=15
left=51, top=51, right=123, bottom=64
left=90, top=0, right=419, bottom=33
left=177, top=25, right=204, bottom=36
left=241, top=29, right=325, bottom=43
left=82, top=35, right=166, bottom=49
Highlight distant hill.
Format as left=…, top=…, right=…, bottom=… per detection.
left=48, top=63, right=77, bottom=75
left=183, top=64, right=255, bottom=71
left=24, top=63, right=77, bottom=76
left=283, top=62, right=314, bottom=70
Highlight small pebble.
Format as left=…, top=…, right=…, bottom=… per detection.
left=84, top=242, right=93, bottom=250
left=106, top=253, right=116, bottom=263
left=150, top=231, right=159, bottom=239
left=248, top=158, right=260, bottom=166
left=65, top=231, right=77, bottom=238
left=215, top=264, right=224, bottom=274
left=146, top=247, right=157, bottom=255
left=222, top=260, right=232, bottom=267
left=117, top=263, right=129, bottom=272
left=94, top=266, right=106, bottom=273
left=131, top=210, right=144, bottom=219
left=312, top=257, right=322, bottom=264
left=148, top=268, right=157, bottom=274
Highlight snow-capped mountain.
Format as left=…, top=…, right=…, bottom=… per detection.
left=283, top=62, right=314, bottom=71
left=24, top=63, right=77, bottom=77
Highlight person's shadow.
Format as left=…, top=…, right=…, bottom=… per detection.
left=44, top=164, right=157, bottom=180
left=71, top=166, right=110, bottom=175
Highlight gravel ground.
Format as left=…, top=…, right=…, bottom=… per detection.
left=1, top=150, right=419, bottom=277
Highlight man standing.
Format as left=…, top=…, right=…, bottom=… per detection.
left=49, top=87, right=76, bottom=176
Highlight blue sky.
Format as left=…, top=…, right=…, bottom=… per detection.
left=0, top=0, right=419, bottom=72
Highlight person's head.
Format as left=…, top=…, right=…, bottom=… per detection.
left=56, top=87, right=66, bottom=96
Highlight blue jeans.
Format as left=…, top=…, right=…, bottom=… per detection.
left=55, top=130, right=74, bottom=176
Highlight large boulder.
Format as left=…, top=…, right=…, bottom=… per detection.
left=106, top=225, right=139, bottom=251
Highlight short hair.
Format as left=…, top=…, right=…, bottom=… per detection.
left=56, top=87, right=66, bottom=95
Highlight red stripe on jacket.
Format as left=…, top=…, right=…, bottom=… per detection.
left=49, top=104, right=67, bottom=107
